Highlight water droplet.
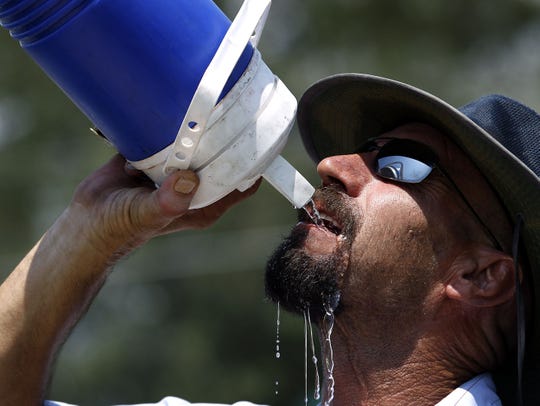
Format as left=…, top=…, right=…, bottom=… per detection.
left=274, top=303, right=281, bottom=397
left=275, top=302, right=281, bottom=359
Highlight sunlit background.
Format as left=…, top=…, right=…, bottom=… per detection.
left=1, top=0, right=539, bottom=405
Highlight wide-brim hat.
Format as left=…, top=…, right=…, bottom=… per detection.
left=297, top=74, right=540, bottom=367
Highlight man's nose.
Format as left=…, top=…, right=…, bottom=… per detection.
left=316, top=154, right=372, bottom=197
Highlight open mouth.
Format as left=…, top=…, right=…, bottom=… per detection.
left=302, top=202, right=343, bottom=236
left=318, top=212, right=342, bottom=235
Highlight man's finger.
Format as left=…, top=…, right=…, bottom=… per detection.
left=153, top=170, right=200, bottom=219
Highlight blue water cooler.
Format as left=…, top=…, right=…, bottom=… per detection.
left=0, top=0, right=314, bottom=208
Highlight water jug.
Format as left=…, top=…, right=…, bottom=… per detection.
left=0, top=0, right=314, bottom=208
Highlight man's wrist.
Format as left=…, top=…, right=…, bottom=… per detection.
left=60, top=202, right=146, bottom=268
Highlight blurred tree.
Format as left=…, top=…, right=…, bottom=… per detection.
left=0, top=0, right=539, bottom=405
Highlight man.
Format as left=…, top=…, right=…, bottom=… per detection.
left=266, top=74, right=539, bottom=405
left=0, top=74, right=538, bottom=405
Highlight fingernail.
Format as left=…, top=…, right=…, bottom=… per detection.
left=174, top=172, right=197, bottom=194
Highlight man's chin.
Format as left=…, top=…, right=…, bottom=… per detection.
left=264, top=227, right=343, bottom=322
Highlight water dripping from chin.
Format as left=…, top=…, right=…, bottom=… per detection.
left=303, top=295, right=340, bottom=406
left=321, top=301, right=337, bottom=406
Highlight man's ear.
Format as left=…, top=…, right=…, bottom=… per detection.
left=445, top=245, right=515, bottom=307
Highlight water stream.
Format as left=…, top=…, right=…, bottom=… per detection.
left=304, top=311, right=309, bottom=405
left=307, top=309, right=321, bottom=401
left=274, top=302, right=337, bottom=406
left=304, top=198, right=322, bottom=225
left=321, top=304, right=336, bottom=406
left=274, top=198, right=339, bottom=404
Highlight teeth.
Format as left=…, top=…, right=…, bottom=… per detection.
left=319, top=213, right=333, bottom=222
left=319, top=213, right=341, bottom=234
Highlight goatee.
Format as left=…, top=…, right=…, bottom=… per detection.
left=265, top=186, right=356, bottom=321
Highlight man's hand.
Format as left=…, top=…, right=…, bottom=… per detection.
left=69, top=154, right=260, bottom=260
left=0, top=154, right=259, bottom=405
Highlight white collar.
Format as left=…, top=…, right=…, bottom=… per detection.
left=435, top=373, right=501, bottom=406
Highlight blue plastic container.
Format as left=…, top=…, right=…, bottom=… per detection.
left=0, top=0, right=253, bottom=161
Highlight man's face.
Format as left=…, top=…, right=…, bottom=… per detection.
left=265, top=123, right=509, bottom=326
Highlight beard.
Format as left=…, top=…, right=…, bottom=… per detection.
left=265, top=186, right=357, bottom=321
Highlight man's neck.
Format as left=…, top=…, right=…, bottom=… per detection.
left=319, top=328, right=474, bottom=406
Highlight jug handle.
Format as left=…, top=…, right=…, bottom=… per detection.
left=163, top=0, right=272, bottom=175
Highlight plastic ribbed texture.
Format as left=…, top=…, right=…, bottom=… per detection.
left=0, top=0, right=95, bottom=45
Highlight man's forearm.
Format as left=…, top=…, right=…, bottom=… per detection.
left=0, top=208, right=115, bottom=405
left=0, top=155, right=256, bottom=406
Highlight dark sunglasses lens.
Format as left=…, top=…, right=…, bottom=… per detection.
left=356, top=139, right=379, bottom=153
left=376, top=139, right=437, bottom=183
left=376, top=155, right=434, bottom=183
left=378, top=139, right=437, bottom=162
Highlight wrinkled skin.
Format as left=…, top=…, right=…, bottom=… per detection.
left=265, top=123, right=516, bottom=405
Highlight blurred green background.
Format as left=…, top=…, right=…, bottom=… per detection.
left=0, top=0, right=539, bottom=405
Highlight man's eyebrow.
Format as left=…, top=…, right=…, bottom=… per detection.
left=355, top=136, right=397, bottom=153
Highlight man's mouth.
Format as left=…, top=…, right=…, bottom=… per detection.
left=302, top=201, right=343, bottom=236
left=318, top=211, right=342, bottom=235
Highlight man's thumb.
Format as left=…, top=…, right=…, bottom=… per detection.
left=153, top=170, right=199, bottom=219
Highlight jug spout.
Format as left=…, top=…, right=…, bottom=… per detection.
left=262, top=155, right=315, bottom=209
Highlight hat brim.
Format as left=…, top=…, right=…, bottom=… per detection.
left=297, top=73, right=540, bottom=349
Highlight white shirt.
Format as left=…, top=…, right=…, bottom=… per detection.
left=46, top=373, right=499, bottom=406
left=436, top=373, right=502, bottom=406
left=45, top=399, right=264, bottom=406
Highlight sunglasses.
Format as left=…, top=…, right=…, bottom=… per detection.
left=357, top=137, right=503, bottom=251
